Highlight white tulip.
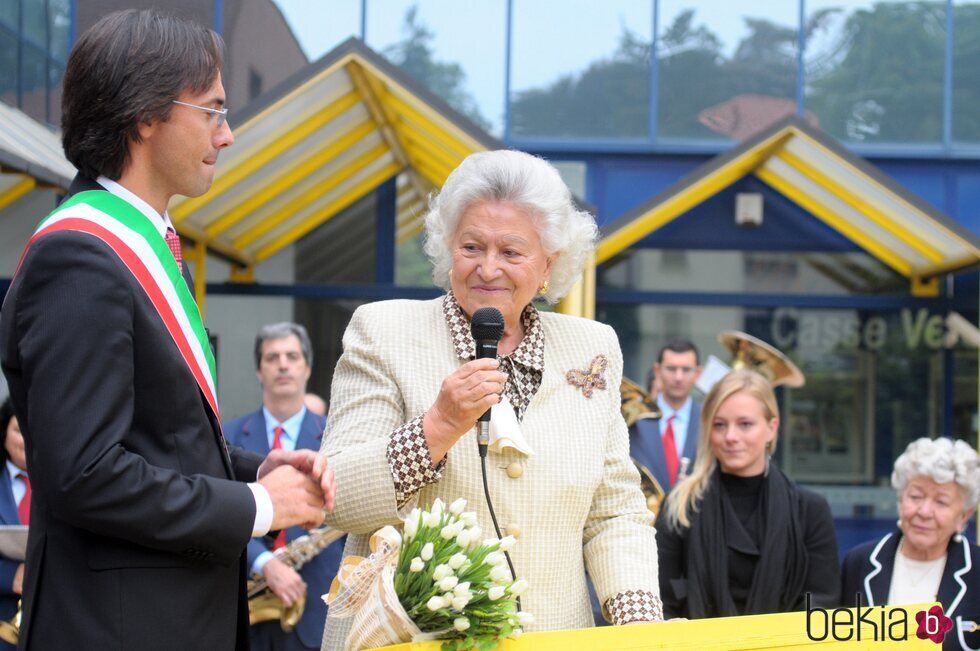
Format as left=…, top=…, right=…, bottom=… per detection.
left=451, top=594, right=470, bottom=610
left=485, top=551, right=506, bottom=566
left=511, top=628, right=523, bottom=638
left=488, top=585, right=505, bottom=601
left=498, top=535, right=517, bottom=552
left=516, top=611, right=534, bottom=627
left=449, top=498, right=467, bottom=515
left=509, top=579, right=529, bottom=596
left=455, top=529, right=472, bottom=548
left=430, top=498, right=445, bottom=516
left=453, top=617, right=470, bottom=632
left=420, top=542, right=434, bottom=561
left=423, top=511, right=441, bottom=528
left=426, top=595, right=447, bottom=611
left=483, top=537, right=499, bottom=548
left=440, top=524, right=457, bottom=540
left=490, top=565, right=511, bottom=583
left=467, top=525, right=482, bottom=544
left=403, top=517, right=418, bottom=541
left=438, top=576, right=459, bottom=591
left=453, top=581, right=471, bottom=597
left=461, top=512, right=478, bottom=527
left=448, top=552, right=468, bottom=570
left=410, top=557, right=425, bottom=573
left=432, top=564, right=452, bottom=581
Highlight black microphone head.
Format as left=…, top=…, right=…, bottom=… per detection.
left=471, top=307, right=504, bottom=343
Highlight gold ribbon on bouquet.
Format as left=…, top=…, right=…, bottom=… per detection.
left=325, top=527, right=399, bottom=617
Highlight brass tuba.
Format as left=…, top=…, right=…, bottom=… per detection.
left=248, top=525, right=345, bottom=632
left=718, top=331, right=805, bottom=388
left=620, top=377, right=667, bottom=519
left=0, top=602, right=19, bottom=644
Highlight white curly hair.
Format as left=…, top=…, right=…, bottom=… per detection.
left=892, top=437, right=980, bottom=507
left=422, top=150, right=598, bottom=304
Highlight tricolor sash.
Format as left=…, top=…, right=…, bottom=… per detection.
left=14, top=190, right=220, bottom=420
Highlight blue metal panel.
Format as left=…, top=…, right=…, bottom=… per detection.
left=953, top=171, right=980, bottom=234
left=630, top=176, right=861, bottom=253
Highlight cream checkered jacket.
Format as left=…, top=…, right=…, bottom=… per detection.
left=320, top=297, right=659, bottom=650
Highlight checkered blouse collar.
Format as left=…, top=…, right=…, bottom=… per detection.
left=442, top=292, right=545, bottom=371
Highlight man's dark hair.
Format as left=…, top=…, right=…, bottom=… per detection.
left=61, top=9, right=224, bottom=180
left=254, top=322, right=313, bottom=369
left=656, top=338, right=701, bottom=365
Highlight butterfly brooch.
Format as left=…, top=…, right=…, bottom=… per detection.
left=566, top=355, right=608, bottom=398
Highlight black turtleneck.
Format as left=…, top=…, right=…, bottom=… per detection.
left=720, top=470, right=766, bottom=614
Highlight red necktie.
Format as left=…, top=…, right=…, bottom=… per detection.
left=17, top=474, right=30, bottom=525
left=662, top=415, right=679, bottom=487
left=165, top=228, right=183, bottom=271
left=271, top=426, right=286, bottom=550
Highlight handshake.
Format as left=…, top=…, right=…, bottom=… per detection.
left=256, top=449, right=336, bottom=531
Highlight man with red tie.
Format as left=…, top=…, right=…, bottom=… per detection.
left=225, top=323, right=345, bottom=651
left=630, top=339, right=703, bottom=492
left=0, top=399, right=25, bottom=651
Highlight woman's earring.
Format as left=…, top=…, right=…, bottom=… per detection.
left=896, top=518, right=902, bottom=528
left=954, top=531, right=964, bottom=543
left=538, top=279, right=549, bottom=295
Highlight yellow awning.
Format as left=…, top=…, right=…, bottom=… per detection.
left=597, top=116, right=980, bottom=295
left=0, top=101, right=75, bottom=209
left=170, top=38, right=502, bottom=268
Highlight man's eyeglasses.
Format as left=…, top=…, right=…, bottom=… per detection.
left=171, top=100, right=228, bottom=127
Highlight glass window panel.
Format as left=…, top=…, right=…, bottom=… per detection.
left=953, top=1, right=980, bottom=143
left=598, top=301, right=972, bottom=487
left=20, top=44, right=47, bottom=120
left=272, top=0, right=361, bottom=61
left=657, top=0, right=798, bottom=141
left=0, top=0, right=16, bottom=30
left=805, top=0, right=945, bottom=144
left=48, top=0, right=71, bottom=63
left=23, top=0, right=45, bottom=46
left=366, top=1, right=505, bottom=136
left=509, top=0, right=651, bottom=138
left=599, top=250, right=906, bottom=295
left=0, top=24, right=16, bottom=106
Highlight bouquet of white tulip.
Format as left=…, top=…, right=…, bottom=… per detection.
left=326, top=498, right=531, bottom=651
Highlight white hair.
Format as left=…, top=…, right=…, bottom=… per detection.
left=422, top=150, right=598, bottom=304
left=891, top=437, right=980, bottom=506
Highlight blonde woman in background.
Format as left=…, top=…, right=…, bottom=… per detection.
left=657, top=370, right=840, bottom=619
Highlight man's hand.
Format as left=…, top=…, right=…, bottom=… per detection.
left=258, top=449, right=335, bottom=512
left=12, top=563, right=23, bottom=595
left=258, top=464, right=326, bottom=530
left=262, top=558, right=307, bottom=608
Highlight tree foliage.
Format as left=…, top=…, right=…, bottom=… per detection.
left=383, top=6, right=491, bottom=131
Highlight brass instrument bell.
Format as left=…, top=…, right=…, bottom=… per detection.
left=619, top=377, right=662, bottom=427
left=718, top=331, right=805, bottom=388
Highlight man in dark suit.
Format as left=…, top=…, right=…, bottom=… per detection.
left=0, top=10, right=334, bottom=650
left=226, top=323, right=345, bottom=651
left=630, top=339, right=703, bottom=491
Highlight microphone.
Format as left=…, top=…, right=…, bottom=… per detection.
left=470, top=307, right=504, bottom=456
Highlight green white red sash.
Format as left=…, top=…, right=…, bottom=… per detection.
left=14, top=191, right=220, bottom=419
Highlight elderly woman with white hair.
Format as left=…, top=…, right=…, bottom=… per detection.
left=840, top=438, right=979, bottom=650
left=320, top=150, right=661, bottom=649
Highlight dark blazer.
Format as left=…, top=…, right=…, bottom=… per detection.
left=0, top=175, right=263, bottom=650
left=225, top=408, right=345, bottom=649
left=0, top=465, right=23, bottom=651
left=657, top=481, right=840, bottom=619
left=629, top=400, right=701, bottom=490
left=841, top=530, right=979, bottom=651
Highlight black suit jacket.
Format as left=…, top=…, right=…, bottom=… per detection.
left=0, top=175, right=263, bottom=650
left=841, top=530, right=980, bottom=651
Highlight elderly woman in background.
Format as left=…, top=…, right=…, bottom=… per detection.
left=321, top=150, right=661, bottom=649
left=841, top=438, right=978, bottom=651
left=0, top=399, right=27, bottom=651
left=656, top=370, right=840, bottom=619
